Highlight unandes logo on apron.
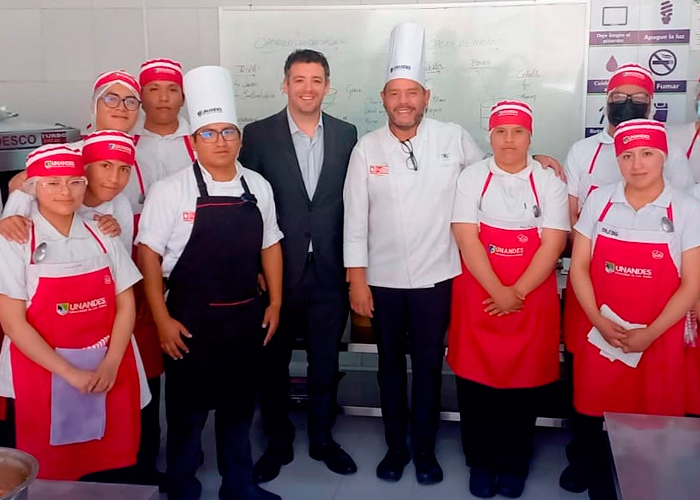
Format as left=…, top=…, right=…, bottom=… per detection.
left=487, top=244, right=525, bottom=257
left=604, top=261, right=652, bottom=278
left=55, top=297, right=108, bottom=316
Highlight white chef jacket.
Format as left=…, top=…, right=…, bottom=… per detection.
left=1, top=190, right=133, bottom=251
left=575, top=182, right=700, bottom=272
left=343, top=118, right=484, bottom=289
left=667, top=121, right=700, bottom=182
left=565, top=130, right=693, bottom=212
left=0, top=205, right=145, bottom=400
left=135, top=162, right=283, bottom=278
left=126, top=117, right=195, bottom=215
left=453, top=157, right=570, bottom=232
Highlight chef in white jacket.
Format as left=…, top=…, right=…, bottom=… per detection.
left=667, top=74, right=700, bottom=181
left=344, top=22, right=484, bottom=485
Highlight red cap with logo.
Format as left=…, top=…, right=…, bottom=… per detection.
left=82, top=130, right=136, bottom=166
left=139, top=58, right=183, bottom=88
left=614, top=119, right=667, bottom=157
left=607, top=63, right=655, bottom=96
left=488, top=100, right=533, bottom=134
left=93, top=69, right=141, bottom=97
left=26, top=145, right=85, bottom=179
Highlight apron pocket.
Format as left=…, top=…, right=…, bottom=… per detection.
left=50, top=346, right=107, bottom=446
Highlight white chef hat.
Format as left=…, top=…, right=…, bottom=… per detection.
left=184, top=66, right=238, bottom=134
left=385, top=22, right=426, bottom=88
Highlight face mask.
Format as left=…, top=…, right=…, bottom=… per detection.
left=607, top=101, right=649, bottom=127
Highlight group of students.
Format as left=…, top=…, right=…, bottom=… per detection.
left=0, top=19, right=698, bottom=500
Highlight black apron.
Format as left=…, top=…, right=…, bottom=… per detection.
left=165, top=162, right=264, bottom=411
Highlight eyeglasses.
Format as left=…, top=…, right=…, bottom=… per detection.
left=608, top=92, right=651, bottom=105
left=400, top=139, right=418, bottom=171
left=101, top=92, right=141, bottom=111
left=38, top=178, right=88, bottom=193
left=197, top=127, right=240, bottom=143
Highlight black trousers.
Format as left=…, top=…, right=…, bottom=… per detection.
left=370, top=279, right=452, bottom=453
left=565, top=414, right=617, bottom=500
left=258, top=259, right=349, bottom=448
left=137, top=375, right=162, bottom=474
left=164, top=380, right=256, bottom=500
left=456, top=377, right=549, bottom=476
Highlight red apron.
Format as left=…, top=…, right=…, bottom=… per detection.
left=447, top=171, right=561, bottom=389
left=131, top=134, right=195, bottom=378
left=684, top=130, right=700, bottom=414
left=11, top=223, right=141, bottom=480
left=573, top=200, right=687, bottom=417
left=563, top=142, right=604, bottom=354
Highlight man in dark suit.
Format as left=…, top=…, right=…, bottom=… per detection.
left=238, top=49, right=358, bottom=483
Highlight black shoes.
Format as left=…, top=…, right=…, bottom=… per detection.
left=559, top=465, right=588, bottom=493
left=413, top=451, right=443, bottom=485
left=497, top=472, right=526, bottom=498
left=253, top=446, right=294, bottom=484
left=309, top=440, right=358, bottom=475
left=376, top=449, right=411, bottom=482
left=219, top=484, right=281, bottom=500
left=469, top=467, right=497, bottom=498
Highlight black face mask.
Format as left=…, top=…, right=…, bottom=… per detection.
left=607, top=101, right=649, bottom=127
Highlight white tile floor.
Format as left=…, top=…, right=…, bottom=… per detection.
left=159, top=412, right=587, bottom=500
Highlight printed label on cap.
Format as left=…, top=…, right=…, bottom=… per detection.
left=197, top=107, right=223, bottom=117
left=44, top=160, right=75, bottom=168
left=108, top=143, right=133, bottom=154
left=390, top=65, right=411, bottom=73
left=622, top=133, right=651, bottom=144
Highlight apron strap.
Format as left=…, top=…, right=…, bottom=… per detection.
left=182, top=136, right=196, bottom=163
left=30, top=224, right=37, bottom=264
left=131, top=135, right=146, bottom=202
left=597, top=198, right=614, bottom=222
left=192, top=161, right=210, bottom=198
left=528, top=172, right=541, bottom=207
left=588, top=142, right=603, bottom=175
left=240, top=176, right=258, bottom=205
left=687, top=128, right=700, bottom=160
left=83, top=223, right=108, bottom=254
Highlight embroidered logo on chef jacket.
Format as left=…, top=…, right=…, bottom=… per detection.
left=370, top=164, right=390, bottom=176
left=56, top=297, right=108, bottom=316
left=488, top=244, right=525, bottom=257
left=182, top=211, right=196, bottom=223
left=439, top=152, right=453, bottom=163
left=604, top=261, right=652, bottom=278
left=651, top=250, right=664, bottom=260
left=517, top=234, right=529, bottom=243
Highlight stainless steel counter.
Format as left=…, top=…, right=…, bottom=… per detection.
left=27, top=480, right=158, bottom=500
left=605, top=412, right=700, bottom=500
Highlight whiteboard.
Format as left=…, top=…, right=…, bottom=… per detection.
left=220, top=1, right=588, bottom=160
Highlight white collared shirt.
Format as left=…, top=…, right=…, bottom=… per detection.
left=452, top=157, right=570, bottom=232
left=0, top=205, right=141, bottom=303
left=667, top=121, right=700, bottom=182
left=127, top=117, right=195, bottom=215
left=575, top=182, right=700, bottom=269
left=343, top=118, right=484, bottom=289
left=565, top=130, right=693, bottom=211
left=135, top=162, right=283, bottom=277
left=1, top=190, right=133, bottom=251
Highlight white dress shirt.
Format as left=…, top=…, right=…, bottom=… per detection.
left=135, top=162, right=283, bottom=277
left=127, top=117, right=195, bottom=215
left=344, top=118, right=484, bottom=289
left=453, top=157, right=570, bottom=232
left=565, top=130, right=693, bottom=212
left=1, top=190, right=133, bottom=251
left=667, top=121, right=700, bottom=182
left=575, top=182, right=700, bottom=271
